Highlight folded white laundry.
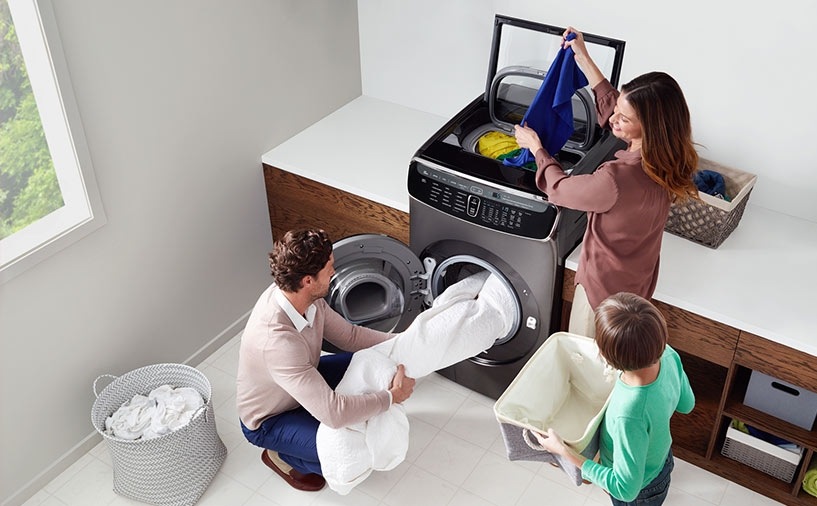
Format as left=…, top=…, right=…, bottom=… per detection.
left=316, top=271, right=515, bottom=494
left=105, top=384, right=204, bottom=440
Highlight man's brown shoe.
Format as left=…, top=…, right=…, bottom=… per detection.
left=261, top=449, right=326, bottom=492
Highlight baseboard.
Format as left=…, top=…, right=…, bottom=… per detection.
left=185, top=309, right=251, bottom=367
left=1, top=432, right=101, bottom=506
left=1, top=309, right=251, bottom=506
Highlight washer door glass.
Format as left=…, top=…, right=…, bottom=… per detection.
left=429, top=254, right=521, bottom=346
left=327, top=234, right=424, bottom=333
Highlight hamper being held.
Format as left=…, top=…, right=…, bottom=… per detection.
left=665, top=158, right=757, bottom=248
left=494, top=332, right=617, bottom=485
left=91, top=363, right=227, bottom=506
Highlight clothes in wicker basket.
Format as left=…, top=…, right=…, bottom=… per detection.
left=92, top=363, right=227, bottom=506
left=694, top=169, right=728, bottom=201
left=105, top=384, right=204, bottom=440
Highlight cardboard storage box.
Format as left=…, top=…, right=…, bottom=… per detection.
left=743, top=371, right=817, bottom=430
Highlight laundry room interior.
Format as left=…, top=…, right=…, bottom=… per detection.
left=2, top=1, right=816, bottom=506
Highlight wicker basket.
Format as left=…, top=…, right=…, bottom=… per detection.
left=665, top=159, right=757, bottom=248
left=721, top=427, right=803, bottom=483
left=91, top=364, right=227, bottom=506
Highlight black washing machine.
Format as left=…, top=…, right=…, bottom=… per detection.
left=324, top=16, right=626, bottom=399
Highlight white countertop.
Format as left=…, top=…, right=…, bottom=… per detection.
left=566, top=209, right=817, bottom=358
left=262, top=95, right=448, bottom=213
left=263, top=95, right=817, bottom=359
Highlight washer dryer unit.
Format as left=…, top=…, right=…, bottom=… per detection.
left=324, top=162, right=587, bottom=400
left=406, top=164, right=563, bottom=399
left=325, top=16, right=626, bottom=399
left=405, top=16, right=627, bottom=399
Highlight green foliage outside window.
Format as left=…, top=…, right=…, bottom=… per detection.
left=0, top=0, right=63, bottom=240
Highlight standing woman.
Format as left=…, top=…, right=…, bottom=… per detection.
left=515, top=27, right=698, bottom=337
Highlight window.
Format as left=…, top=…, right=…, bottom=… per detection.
left=0, top=0, right=105, bottom=283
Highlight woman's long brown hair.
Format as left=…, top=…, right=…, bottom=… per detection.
left=622, top=72, right=699, bottom=202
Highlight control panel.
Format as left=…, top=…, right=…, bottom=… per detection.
left=408, top=160, right=558, bottom=240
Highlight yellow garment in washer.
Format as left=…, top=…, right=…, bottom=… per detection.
left=478, top=131, right=520, bottom=159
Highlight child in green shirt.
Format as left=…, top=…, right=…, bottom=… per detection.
left=536, top=292, right=695, bottom=505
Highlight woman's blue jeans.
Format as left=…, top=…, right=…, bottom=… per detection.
left=240, top=352, right=353, bottom=476
left=610, top=450, right=674, bottom=506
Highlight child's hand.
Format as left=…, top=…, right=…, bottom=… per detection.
left=534, top=428, right=568, bottom=456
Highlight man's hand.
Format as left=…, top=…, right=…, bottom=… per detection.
left=389, top=364, right=415, bottom=404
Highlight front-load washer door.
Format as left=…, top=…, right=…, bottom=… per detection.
left=326, top=234, right=425, bottom=334
left=422, top=240, right=541, bottom=365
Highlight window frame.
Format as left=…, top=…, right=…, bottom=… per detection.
left=1, top=0, right=105, bottom=284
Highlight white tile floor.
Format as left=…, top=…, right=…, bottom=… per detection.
left=23, top=333, right=785, bottom=506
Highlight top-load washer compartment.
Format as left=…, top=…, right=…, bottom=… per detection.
left=413, top=15, right=626, bottom=197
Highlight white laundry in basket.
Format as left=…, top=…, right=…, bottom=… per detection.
left=494, top=332, right=618, bottom=485
left=316, top=271, right=516, bottom=494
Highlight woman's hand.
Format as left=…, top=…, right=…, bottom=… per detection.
left=513, top=123, right=544, bottom=155
left=562, top=27, right=589, bottom=62
left=561, top=26, right=605, bottom=88
left=389, top=364, right=415, bottom=404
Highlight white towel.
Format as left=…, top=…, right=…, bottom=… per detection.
left=105, top=384, right=204, bottom=440
left=316, top=272, right=515, bottom=494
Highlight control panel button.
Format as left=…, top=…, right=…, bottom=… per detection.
left=467, top=195, right=480, bottom=217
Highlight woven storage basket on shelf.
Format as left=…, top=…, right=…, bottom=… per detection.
left=91, top=363, right=227, bottom=506
left=665, top=158, right=757, bottom=248
left=721, top=426, right=803, bottom=483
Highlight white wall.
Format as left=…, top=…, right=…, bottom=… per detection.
left=359, top=0, right=817, bottom=223
left=0, top=1, right=362, bottom=503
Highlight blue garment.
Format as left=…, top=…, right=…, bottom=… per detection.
left=694, top=170, right=728, bottom=200
left=503, top=33, right=588, bottom=168
left=241, top=352, right=353, bottom=475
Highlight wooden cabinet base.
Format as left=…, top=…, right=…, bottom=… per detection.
left=263, top=164, right=409, bottom=245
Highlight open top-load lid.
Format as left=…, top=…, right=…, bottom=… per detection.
left=485, top=16, right=626, bottom=149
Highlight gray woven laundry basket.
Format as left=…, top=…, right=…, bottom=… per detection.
left=664, top=158, right=757, bottom=248
left=91, top=363, right=227, bottom=506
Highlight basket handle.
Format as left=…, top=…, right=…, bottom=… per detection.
left=92, top=374, right=117, bottom=398
left=522, top=428, right=547, bottom=451
left=193, top=404, right=208, bottom=421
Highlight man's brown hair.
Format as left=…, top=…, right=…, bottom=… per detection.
left=268, top=228, right=332, bottom=292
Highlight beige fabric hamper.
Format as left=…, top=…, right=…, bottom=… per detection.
left=494, top=332, right=617, bottom=485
